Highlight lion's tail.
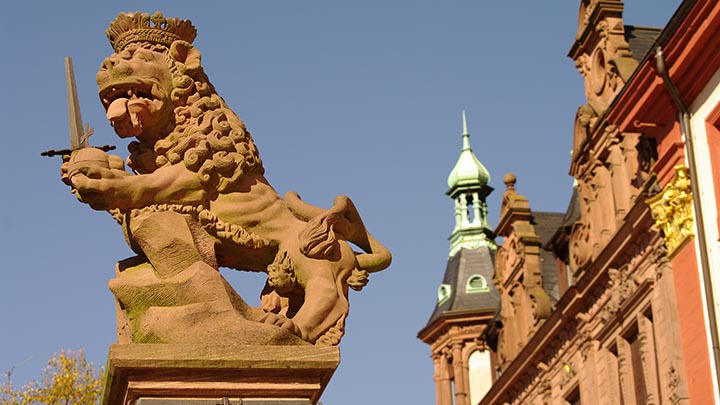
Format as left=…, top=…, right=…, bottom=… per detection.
left=289, top=192, right=392, bottom=273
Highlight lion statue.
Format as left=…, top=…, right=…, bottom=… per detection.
left=62, top=12, right=391, bottom=346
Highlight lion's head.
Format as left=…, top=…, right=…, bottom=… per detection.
left=97, top=12, right=263, bottom=193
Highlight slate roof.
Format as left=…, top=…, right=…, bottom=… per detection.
left=544, top=188, right=581, bottom=263
left=532, top=211, right=566, bottom=303
left=625, top=26, right=663, bottom=63
left=559, top=188, right=581, bottom=229
left=424, top=246, right=499, bottom=326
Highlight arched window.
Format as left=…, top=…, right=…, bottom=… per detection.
left=438, top=284, right=452, bottom=304
left=468, top=350, right=492, bottom=404
left=466, top=275, right=489, bottom=293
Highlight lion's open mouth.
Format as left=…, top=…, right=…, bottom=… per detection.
left=99, top=81, right=165, bottom=138
left=100, top=80, right=162, bottom=108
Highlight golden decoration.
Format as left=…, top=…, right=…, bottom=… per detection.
left=647, top=165, right=694, bottom=257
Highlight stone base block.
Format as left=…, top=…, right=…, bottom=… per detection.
left=135, top=399, right=309, bottom=404
left=101, top=344, right=340, bottom=405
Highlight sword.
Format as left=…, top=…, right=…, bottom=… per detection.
left=41, top=56, right=115, bottom=157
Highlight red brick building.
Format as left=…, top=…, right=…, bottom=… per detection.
left=420, top=0, right=720, bottom=403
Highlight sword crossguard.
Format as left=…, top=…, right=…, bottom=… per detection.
left=41, top=144, right=116, bottom=158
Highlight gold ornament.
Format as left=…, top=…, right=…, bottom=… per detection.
left=647, top=165, right=694, bottom=257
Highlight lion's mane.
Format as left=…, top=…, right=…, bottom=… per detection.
left=126, top=42, right=263, bottom=195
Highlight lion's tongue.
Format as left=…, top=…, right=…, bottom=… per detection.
left=107, top=98, right=129, bottom=122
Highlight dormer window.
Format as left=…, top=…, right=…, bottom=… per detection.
left=466, top=275, right=489, bottom=293
left=438, top=284, right=452, bottom=304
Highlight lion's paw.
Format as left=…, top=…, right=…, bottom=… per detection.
left=259, top=312, right=301, bottom=337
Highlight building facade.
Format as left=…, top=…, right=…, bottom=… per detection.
left=420, top=0, right=720, bottom=404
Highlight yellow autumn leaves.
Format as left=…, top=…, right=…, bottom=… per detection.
left=1, top=349, right=102, bottom=404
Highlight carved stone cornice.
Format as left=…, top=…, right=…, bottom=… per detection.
left=647, top=165, right=694, bottom=258
left=419, top=309, right=494, bottom=349
left=428, top=324, right=488, bottom=354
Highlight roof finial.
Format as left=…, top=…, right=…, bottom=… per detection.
left=461, top=111, right=471, bottom=151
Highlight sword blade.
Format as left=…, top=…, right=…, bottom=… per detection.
left=65, top=56, right=86, bottom=150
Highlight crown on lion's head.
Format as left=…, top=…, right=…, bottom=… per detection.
left=106, top=11, right=197, bottom=52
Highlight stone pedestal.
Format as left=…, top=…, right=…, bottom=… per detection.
left=101, top=344, right=340, bottom=405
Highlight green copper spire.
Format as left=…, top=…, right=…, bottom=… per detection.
left=462, top=110, right=471, bottom=151
left=447, top=113, right=491, bottom=190
left=446, top=112, right=495, bottom=256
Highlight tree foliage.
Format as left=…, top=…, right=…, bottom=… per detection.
left=1, top=349, right=103, bottom=404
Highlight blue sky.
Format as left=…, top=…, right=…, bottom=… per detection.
left=0, top=1, right=679, bottom=404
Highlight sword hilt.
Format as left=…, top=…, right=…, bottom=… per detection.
left=41, top=144, right=116, bottom=158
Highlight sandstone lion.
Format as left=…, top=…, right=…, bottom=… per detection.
left=63, top=12, right=391, bottom=346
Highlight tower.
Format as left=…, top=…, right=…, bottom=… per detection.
left=447, top=112, right=495, bottom=257
left=418, top=113, right=499, bottom=405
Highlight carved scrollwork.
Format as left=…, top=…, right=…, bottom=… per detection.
left=575, top=53, right=591, bottom=77
left=572, top=4, right=638, bottom=116
left=569, top=221, right=592, bottom=271
left=595, top=20, right=609, bottom=38
left=507, top=236, right=523, bottom=272
left=572, top=159, right=615, bottom=262
left=528, top=286, right=552, bottom=323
